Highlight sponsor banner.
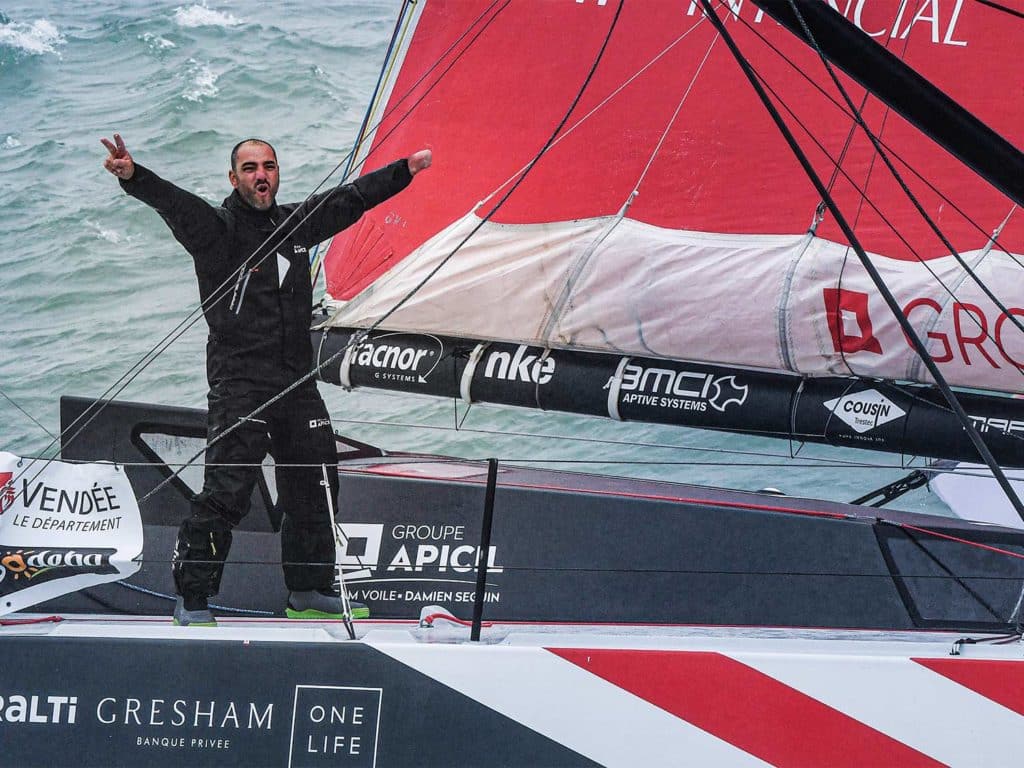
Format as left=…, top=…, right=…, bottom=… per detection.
left=0, top=637, right=593, bottom=768
left=472, top=342, right=609, bottom=415
left=335, top=518, right=506, bottom=617
left=0, top=453, right=142, bottom=614
left=319, top=329, right=459, bottom=397
left=802, top=383, right=915, bottom=449
left=796, top=381, right=1024, bottom=465
left=610, top=358, right=793, bottom=432
left=321, top=327, right=1024, bottom=467
left=7, top=630, right=1024, bottom=768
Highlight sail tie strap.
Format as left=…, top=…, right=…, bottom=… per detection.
left=460, top=343, right=491, bottom=404
left=539, top=27, right=718, bottom=345
left=606, top=357, right=631, bottom=421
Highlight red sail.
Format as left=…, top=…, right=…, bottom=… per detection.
left=323, top=0, right=1024, bottom=393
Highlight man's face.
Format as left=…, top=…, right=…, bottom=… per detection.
left=229, top=142, right=280, bottom=210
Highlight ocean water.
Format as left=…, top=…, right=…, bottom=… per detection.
left=0, top=0, right=950, bottom=516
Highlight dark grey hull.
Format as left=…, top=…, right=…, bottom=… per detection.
left=50, top=396, right=1024, bottom=631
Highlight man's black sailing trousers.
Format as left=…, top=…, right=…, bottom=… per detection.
left=172, top=381, right=339, bottom=603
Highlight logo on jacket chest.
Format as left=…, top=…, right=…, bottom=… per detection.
left=275, top=246, right=308, bottom=288
left=276, top=253, right=290, bottom=288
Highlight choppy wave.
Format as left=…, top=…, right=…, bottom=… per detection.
left=172, top=4, right=242, bottom=29
left=84, top=219, right=128, bottom=245
left=0, top=0, right=948, bottom=517
left=0, top=16, right=64, bottom=56
left=181, top=58, right=219, bottom=102
left=140, top=32, right=176, bottom=51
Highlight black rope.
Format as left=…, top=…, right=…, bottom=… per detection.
left=779, top=0, right=1024, bottom=357
left=137, top=0, right=630, bottom=506
left=971, top=0, right=1024, bottom=21
left=698, top=0, right=1024, bottom=522
left=0, top=388, right=57, bottom=441
left=880, top=520, right=1007, bottom=622
left=733, top=10, right=1020, bottom=270
left=13, top=0, right=513, bottom=498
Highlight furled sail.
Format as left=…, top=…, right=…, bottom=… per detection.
left=317, top=0, right=1024, bottom=463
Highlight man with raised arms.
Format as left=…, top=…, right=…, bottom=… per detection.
left=102, top=133, right=431, bottom=625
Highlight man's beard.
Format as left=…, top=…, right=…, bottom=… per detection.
left=243, top=187, right=274, bottom=210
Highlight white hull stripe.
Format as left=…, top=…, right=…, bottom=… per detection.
left=367, top=639, right=1024, bottom=767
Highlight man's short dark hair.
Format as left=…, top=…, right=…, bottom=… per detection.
left=230, top=138, right=277, bottom=171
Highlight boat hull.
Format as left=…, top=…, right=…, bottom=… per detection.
left=3, top=618, right=1022, bottom=767
left=49, top=397, right=1024, bottom=632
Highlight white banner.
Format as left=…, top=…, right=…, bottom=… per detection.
left=0, top=452, right=143, bottom=615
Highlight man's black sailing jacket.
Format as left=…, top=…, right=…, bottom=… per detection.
left=121, top=160, right=412, bottom=390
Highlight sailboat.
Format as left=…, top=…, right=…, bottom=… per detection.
left=6, top=1, right=1024, bottom=765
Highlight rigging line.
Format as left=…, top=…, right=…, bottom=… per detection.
left=19, top=1, right=516, bottom=494
left=735, top=11, right=1024, bottom=270
left=833, top=85, right=895, bottom=374
left=892, top=522, right=1024, bottom=562
left=0, top=389, right=57, bottom=441
left=892, top=525, right=1006, bottom=622
left=747, top=1, right=914, bottom=197
left=822, top=25, right=913, bottom=364
left=40, top=452, right=942, bottom=471
left=782, top=0, right=1024, bottom=345
left=970, top=0, right=1024, bottom=20
left=137, top=0, right=629, bottom=507
left=473, top=459, right=928, bottom=469
left=309, top=0, right=413, bottom=288
left=829, top=19, right=912, bottom=223
left=481, top=4, right=716, bottom=205
left=92, top=559, right=1007, bottom=580
left=933, top=464, right=1024, bottom=479
left=538, top=26, right=719, bottom=347
left=634, top=33, right=718, bottom=189
left=740, top=21, right=1024, bottom=383
left=345, top=0, right=417, bottom=172
left=344, top=0, right=511, bottom=175
left=756, top=75, right=1024, bottom=378
left=700, top=0, right=1024, bottom=523
left=821, top=87, right=873, bottom=197
left=328, top=417, right=888, bottom=466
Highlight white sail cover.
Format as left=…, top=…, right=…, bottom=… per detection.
left=324, top=0, right=1024, bottom=394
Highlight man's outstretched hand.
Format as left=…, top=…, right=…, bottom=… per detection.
left=101, top=133, right=135, bottom=180
left=408, top=149, right=432, bottom=176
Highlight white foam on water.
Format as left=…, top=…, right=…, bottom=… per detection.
left=181, top=59, right=219, bottom=102
left=84, top=220, right=125, bottom=244
left=140, top=32, right=176, bottom=50
left=0, top=18, right=65, bottom=56
left=3, top=136, right=22, bottom=149
left=172, top=4, right=242, bottom=29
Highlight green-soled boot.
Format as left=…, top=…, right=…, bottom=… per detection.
left=172, top=596, right=217, bottom=627
left=286, top=589, right=369, bottom=620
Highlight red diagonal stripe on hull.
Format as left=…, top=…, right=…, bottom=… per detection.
left=549, top=648, right=944, bottom=768
left=914, top=658, right=1024, bottom=717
